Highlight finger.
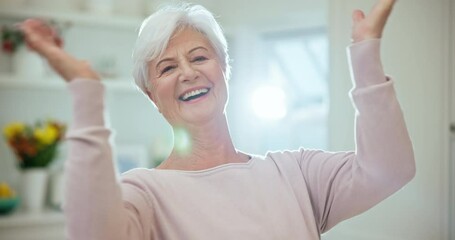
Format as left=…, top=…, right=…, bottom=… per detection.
left=18, top=19, right=52, bottom=54
left=55, top=36, right=63, bottom=48
left=20, top=19, right=44, bottom=32
left=19, top=20, right=41, bottom=41
left=20, top=19, right=52, bottom=35
left=48, top=26, right=61, bottom=47
left=352, top=9, right=365, bottom=23
left=20, top=19, right=55, bottom=44
left=369, top=0, right=396, bottom=24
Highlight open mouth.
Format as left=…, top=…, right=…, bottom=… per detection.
left=179, top=88, right=210, bottom=102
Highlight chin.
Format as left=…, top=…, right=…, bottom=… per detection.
left=181, top=105, right=226, bottom=125
left=179, top=94, right=227, bottom=125
left=183, top=112, right=220, bottom=125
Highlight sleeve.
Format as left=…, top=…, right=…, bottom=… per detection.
left=296, top=39, right=416, bottom=233
left=63, top=79, right=153, bottom=240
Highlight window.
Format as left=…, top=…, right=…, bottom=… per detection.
left=228, top=29, right=329, bottom=154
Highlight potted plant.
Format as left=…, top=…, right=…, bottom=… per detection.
left=3, top=119, right=66, bottom=212
left=1, top=25, right=24, bottom=54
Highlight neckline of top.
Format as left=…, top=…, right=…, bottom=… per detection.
left=150, top=155, right=258, bottom=175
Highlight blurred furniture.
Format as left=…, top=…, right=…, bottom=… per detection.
left=0, top=209, right=65, bottom=240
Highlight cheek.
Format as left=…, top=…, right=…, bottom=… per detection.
left=203, top=61, right=226, bottom=83
left=220, top=80, right=229, bottom=103
left=213, top=65, right=228, bottom=93
left=150, top=78, right=177, bottom=109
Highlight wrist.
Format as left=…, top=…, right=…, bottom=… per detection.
left=352, top=35, right=382, bottom=44
left=47, top=51, right=100, bottom=82
left=347, top=39, right=386, bottom=87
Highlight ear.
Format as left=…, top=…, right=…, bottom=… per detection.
left=146, top=89, right=161, bottom=113
left=145, top=89, right=154, bottom=102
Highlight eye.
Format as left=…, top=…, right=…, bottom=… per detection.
left=160, top=65, right=176, bottom=75
left=192, top=56, right=208, bottom=62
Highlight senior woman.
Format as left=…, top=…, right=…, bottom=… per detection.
left=20, top=0, right=415, bottom=239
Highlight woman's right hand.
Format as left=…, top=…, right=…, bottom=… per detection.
left=20, top=19, right=100, bottom=82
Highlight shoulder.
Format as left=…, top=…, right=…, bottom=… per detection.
left=263, top=148, right=354, bottom=172
left=259, top=148, right=308, bottom=173
left=120, top=168, right=162, bottom=187
left=263, top=148, right=315, bottom=164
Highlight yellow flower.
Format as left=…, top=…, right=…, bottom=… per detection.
left=33, top=124, right=58, bottom=145
left=0, top=182, right=15, bottom=198
left=3, top=122, right=25, bottom=139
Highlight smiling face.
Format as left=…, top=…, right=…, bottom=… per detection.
left=146, top=27, right=228, bottom=127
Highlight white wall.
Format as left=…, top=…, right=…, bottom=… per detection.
left=327, top=0, right=451, bottom=239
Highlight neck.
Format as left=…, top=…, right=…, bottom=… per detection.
left=158, top=114, right=249, bottom=171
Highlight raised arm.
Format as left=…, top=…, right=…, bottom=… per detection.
left=20, top=19, right=99, bottom=81
left=295, top=0, right=416, bottom=232
left=20, top=20, right=152, bottom=239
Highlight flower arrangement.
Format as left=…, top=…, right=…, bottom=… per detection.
left=3, top=120, right=66, bottom=169
left=1, top=25, right=24, bottom=54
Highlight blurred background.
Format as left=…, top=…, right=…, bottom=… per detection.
left=0, top=0, right=453, bottom=239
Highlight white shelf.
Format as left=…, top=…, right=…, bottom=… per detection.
left=0, top=208, right=64, bottom=228
left=0, top=74, right=140, bottom=93
left=0, top=6, right=143, bottom=30
left=0, top=208, right=65, bottom=240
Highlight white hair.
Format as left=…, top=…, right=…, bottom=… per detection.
left=132, top=4, right=231, bottom=96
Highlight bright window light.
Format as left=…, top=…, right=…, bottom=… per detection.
left=251, top=85, right=287, bottom=120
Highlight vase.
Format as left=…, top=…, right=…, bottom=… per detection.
left=20, top=168, right=48, bottom=213
left=12, top=46, right=46, bottom=79
left=49, top=170, right=64, bottom=209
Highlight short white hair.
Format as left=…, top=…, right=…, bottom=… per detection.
left=132, top=4, right=231, bottom=96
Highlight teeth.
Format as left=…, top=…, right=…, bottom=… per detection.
left=182, top=88, right=209, bottom=101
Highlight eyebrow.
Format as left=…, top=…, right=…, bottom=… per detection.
left=155, top=46, right=209, bottom=69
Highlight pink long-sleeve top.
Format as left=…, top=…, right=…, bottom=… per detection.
left=63, top=39, right=415, bottom=240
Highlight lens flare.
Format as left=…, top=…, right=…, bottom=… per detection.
left=174, top=127, right=192, bottom=155
left=251, top=85, right=287, bottom=120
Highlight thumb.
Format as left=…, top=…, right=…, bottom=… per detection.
left=352, top=9, right=365, bottom=23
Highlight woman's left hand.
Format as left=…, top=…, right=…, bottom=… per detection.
left=351, top=0, right=396, bottom=43
left=19, top=19, right=100, bottom=82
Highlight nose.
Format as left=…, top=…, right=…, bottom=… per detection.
left=178, top=61, right=198, bottom=82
